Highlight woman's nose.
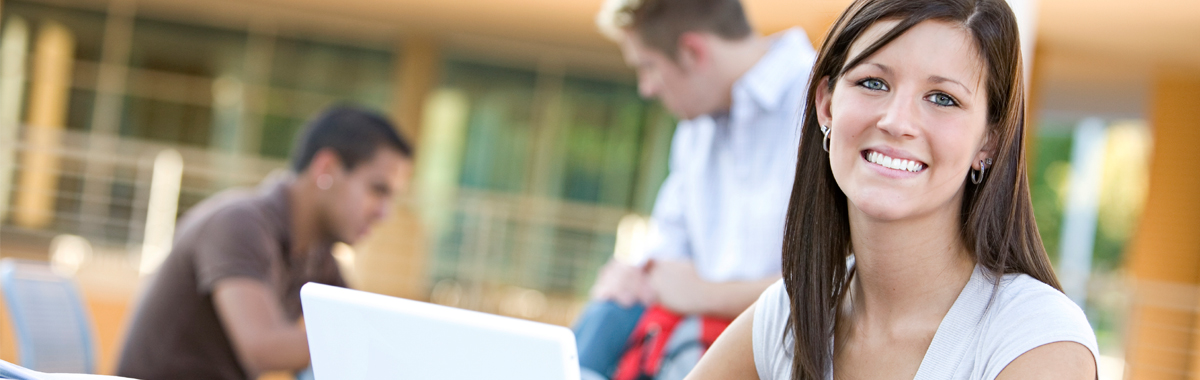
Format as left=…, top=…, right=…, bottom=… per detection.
left=875, top=94, right=920, bottom=138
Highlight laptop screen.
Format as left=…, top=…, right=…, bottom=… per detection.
left=301, top=282, right=580, bottom=380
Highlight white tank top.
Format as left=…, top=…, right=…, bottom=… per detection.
left=752, top=264, right=1098, bottom=379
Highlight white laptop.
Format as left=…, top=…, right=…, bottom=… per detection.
left=300, top=282, right=581, bottom=380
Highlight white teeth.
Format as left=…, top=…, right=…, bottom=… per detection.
left=866, top=151, right=924, bottom=173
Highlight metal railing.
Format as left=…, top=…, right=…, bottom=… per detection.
left=0, top=127, right=627, bottom=327
left=424, top=188, right=631, bottom=325
left=0, top=128, right=285, bottom=265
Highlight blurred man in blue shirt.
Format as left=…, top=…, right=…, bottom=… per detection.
left=575, top=0, right=817, bottom=379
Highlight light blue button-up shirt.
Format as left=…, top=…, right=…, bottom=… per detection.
left=643, top=27, right=817, bottom=283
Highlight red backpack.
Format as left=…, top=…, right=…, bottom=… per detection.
left=612, top=305, right=732, bottom=380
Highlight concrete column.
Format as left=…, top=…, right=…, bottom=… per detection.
left=519, top=57, right=567, bottom=292
left=237, top=19, right=276, bottom=156
left=392, top=36, right=440, bottom=143
left=138, top=149, right=183, bottom=274
left=78, top=0, right=134, bottom=238
left=1057, top=118, right=1107, bottom=306
left=1009, top=0, right=1040, bottom=160
left=207, top=19, right=276, bottom=162
left=1124, top=69, right=1200, bottom=380
left=13, top=21, right=74, bottom=229
left=1006, top=0, right=1038, bottom=86
left=355, top=37, right=442, bottom=300
left=0, top=16, right=30, bottom=223
left=413, top=89, right=469, bottom=240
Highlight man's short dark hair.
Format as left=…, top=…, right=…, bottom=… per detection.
left=290, top=105, right=413, bottom=173
left=597, top=0, right=753, bottom=58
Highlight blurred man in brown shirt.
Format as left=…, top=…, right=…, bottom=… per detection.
left=117, top=106, right=414, bottom=380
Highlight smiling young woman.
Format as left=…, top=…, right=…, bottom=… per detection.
left=683, top=0, right=1099, bottom=379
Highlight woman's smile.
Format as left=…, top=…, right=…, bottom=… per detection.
left=865, top=151, right=924, bottom=172
left=857, top=148, right=929, bottom=181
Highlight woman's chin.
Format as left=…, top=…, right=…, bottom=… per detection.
left=847, top=194, right=918, bottom=222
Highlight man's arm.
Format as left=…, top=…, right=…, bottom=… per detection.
left=212, top=278, right=310, bottom=373
left=648, top=260, right=778, bottom=319
left=589, top=259, right=656, bottom=307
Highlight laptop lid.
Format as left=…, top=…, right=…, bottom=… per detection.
left=300, top=282, right=580, bottom=380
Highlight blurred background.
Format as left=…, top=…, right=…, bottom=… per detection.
left=0, top=0, right=1194, bottom=378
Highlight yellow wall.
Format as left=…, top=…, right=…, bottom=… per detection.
left=12, top=21, right=73, bottom=229
left=1125, top=69, right=1200, bottom=379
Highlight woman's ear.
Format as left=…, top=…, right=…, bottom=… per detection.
left=814, top=76, right=833, bottom=127
left=971, top=129, right=999, bottom=170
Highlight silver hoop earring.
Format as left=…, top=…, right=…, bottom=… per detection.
left=820, top=125, right=831, bottom=152
left=970, top=158, right=992, bottom=185
left=317, top=174, right=333, bottom=190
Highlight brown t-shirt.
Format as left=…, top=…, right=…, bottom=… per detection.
left=117, top=178, right=344, bottom=380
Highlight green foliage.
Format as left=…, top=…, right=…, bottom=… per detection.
left=1030, top=125, right=1074, bottom=265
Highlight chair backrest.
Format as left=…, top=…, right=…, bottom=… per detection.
left=0, top=259, right=95, bottom=374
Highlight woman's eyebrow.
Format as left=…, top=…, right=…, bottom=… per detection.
left=929, top=75, right=972, bottom=95
left=867, top=62, right=892, bottom=74
left=842, top=61, right=890, bottom=76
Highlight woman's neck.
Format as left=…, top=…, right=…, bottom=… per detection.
left=845, top=202, right=976, bottom=333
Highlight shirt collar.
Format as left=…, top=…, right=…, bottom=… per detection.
left=735, top=27, right=818, bottom=112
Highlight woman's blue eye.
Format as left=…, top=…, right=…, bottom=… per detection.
left=858, top=78, right=887, bottom=91
left=927, top=93, right=958, bottom=107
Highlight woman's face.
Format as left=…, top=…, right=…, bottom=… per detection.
left=818, top=19, right=991, bottom=222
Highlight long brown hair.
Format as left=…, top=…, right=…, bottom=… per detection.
left=780, top=0, right=1060, bottom=378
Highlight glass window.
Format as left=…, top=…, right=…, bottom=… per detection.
left=448, top=60, right=539, bottom=193
left=430, top=58, right=675, bottom=297
left=269, top=36, right=391, bottom=105
left=121, top=18, right=247, bottom=147
left=259, top=36, right=394, bottom=158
